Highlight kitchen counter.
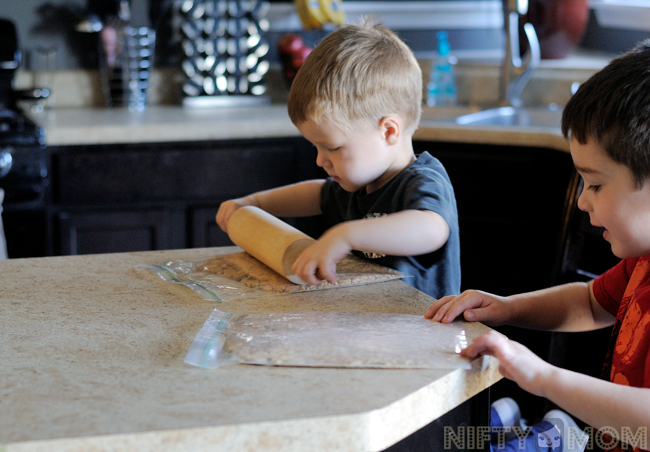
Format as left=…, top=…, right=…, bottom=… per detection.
left=31, top=105, right=302, bottom=146
left=417, top=108, right=570, bottom=153
left=30, top=104, right=570, bottom=153
left=1, top=247, right=501, bottom=452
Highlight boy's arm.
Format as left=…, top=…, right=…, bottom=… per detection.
left=462, top=331, right=650, bottom=432
left=426, top=281, right=615, bottom=332
left=216, top=179, right=324, bottom=233
left=292, top=209, right=449, bottom=284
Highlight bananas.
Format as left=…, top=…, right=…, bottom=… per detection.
left=294, top=0, right=345, bottom=30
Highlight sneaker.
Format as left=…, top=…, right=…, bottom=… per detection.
left=491, top=397, right=528, bottom=443
left=542, top=409, right=589, bottom=452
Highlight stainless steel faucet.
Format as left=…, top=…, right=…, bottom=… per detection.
left=499, top=0, right=541, bottom=107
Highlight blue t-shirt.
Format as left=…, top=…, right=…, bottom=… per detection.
left=320, top=151, right=461, bottom=299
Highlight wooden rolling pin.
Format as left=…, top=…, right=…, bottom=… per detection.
left=227, top=206, right=316, bottom=284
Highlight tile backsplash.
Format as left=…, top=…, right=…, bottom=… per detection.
left=14, top=52, right=609, bottom=110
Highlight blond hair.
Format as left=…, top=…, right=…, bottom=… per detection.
left=287, top=18, right=422, bottom=136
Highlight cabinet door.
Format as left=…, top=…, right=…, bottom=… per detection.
left=58, top=210, right=179, bottom=255
left=414, top=141, right=575, bottom=420
left=3, top=209, right=48, bottom=258
left=44, top=138, right=319, bottom=257
left=189, top=205, right=324, bottom=249
left=190, top=206, right=233, bottom=248
left=53, top=140, right=310, bottom=205
left=414, top=141, right=575, bottom=295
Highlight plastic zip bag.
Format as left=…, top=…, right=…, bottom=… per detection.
left=185, top=308, right=471, bottom=369
left=139, top=253, right=405, bottom=302
left=138, top=259, right=267, bottom=302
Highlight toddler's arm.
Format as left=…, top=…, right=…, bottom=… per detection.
left=462, top=331, right=650, bottom=432
left=425, top=282, right=615, bottom=333
left=216, top=179, right=324, bottom=233
left=292, top=209, right=449, bottom=284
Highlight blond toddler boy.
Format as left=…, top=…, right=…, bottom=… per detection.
left=216, top=19, right=460, bottom=298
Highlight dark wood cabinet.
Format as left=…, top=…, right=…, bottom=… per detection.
left=9, top=135, right=582, bottom=295
left=57, top=209, right=181, bottom=255
left=11, top=136, right=580, bottom=286
left=414, top=140, right=577, bottom=421
left=52, top=140, right=303, bottom=205
left=189, top=204, right=233, bottom=248
left=414, top=140, right=576, bottom=296
left=42, top=136, right=319, bottom=256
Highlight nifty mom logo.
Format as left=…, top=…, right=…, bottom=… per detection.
left=443, top=424, right=648, bottom=450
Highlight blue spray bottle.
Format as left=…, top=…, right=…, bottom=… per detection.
left=426, top=31, right=457, bottom=107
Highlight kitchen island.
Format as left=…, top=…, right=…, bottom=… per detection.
left=1, top=247, right=501, bottom=452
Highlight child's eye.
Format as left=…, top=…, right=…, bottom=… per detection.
left=588, top=184, right=601, bottom=193
left=328, top=146, right=341, bottom=152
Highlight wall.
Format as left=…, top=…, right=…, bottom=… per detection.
left=4, top=0, right=649, bottom=75
left=1, top=0, right=176, bottom=70
left=4, top=0, right=648, bottom=109
left=3, top=0, right=505, bottom=72
left=581, top=9, right=649, bottom=54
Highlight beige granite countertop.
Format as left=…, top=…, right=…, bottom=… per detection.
left=1, top=247, right=501, bottom=452
left=417, top=107, right=569, bottom=153
left=30, top=105, right=302, bottom=146
left=29, top=104, right=570, bottom=153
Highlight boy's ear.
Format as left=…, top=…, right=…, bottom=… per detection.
left=379, top=116, right=400, bottom=145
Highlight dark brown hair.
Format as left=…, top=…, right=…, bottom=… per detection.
left=562, top=39, right=650, bottom=187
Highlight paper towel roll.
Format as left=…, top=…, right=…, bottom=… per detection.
left=227, top=206, right=315, bottom=284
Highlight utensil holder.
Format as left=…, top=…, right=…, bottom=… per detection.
left=178, top=0, right=270, bottom=108
left=100, top=26, right=155, bottom=110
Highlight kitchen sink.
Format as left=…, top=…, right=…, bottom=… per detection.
left=454, top=106, right=563, bottom=128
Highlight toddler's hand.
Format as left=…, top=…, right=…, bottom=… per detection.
left=461, top=330, right=555, bottom=397
left=215, top=198, right=255, bottom=233
left=424, top=290, right=512, bottom=324
left=291, top=225, right=352, bottom=285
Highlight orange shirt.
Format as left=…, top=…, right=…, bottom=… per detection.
left=593, top=256, right=650, bottom=452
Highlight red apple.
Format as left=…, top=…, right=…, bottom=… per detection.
left=278, top=34, right=304, bottom=55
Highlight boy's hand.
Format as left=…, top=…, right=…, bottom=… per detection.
left=461, top=331, right=555, bottom=397
left=215, top=198, right=256, bottom=233
left=424, top=290, right=512, bottom=325
left=291, top=224, right=352, bottom=285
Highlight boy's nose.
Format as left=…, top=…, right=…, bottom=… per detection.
left=315, top=150, right=329, bottom=168
left=577, top=189, right=590, bottom=212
